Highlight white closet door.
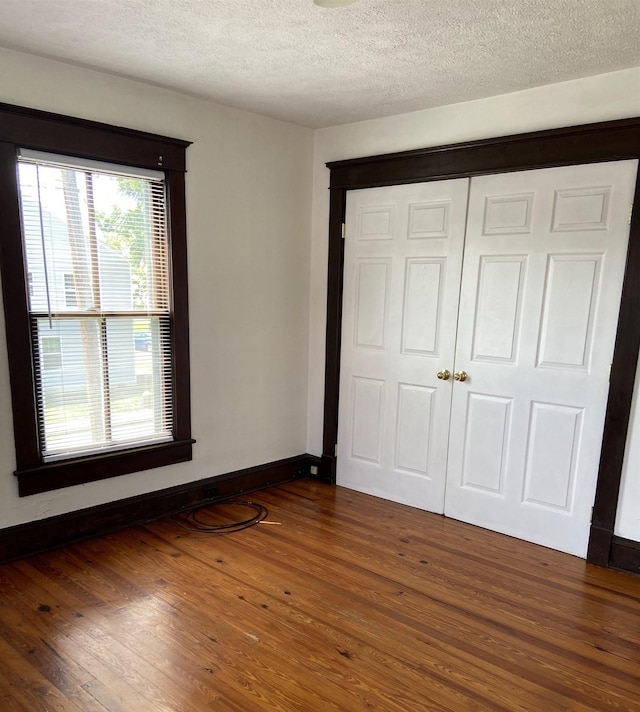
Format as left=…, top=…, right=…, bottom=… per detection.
left=445, top=160, right=638, bottom=557
left=337, top=179, right=469, bottom=512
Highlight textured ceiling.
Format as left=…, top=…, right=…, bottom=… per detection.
left=0, top=0, right=638, bottom=128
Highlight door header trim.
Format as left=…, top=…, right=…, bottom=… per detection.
left=327, top=118, right=640, bottom=190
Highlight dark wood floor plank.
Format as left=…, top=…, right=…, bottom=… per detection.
left=0, top=479, right=638, bottom=711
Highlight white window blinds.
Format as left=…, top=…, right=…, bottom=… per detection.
left=17, top=151, right=174, bottom=460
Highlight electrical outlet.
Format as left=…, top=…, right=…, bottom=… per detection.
left=310, top=465, right=318, bottom=476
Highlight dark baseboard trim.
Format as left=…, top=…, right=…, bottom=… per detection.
left=0, top=454, right=316, bottom=564
left=587, top=524, right=613, bottom=567
left=319, top=454, right=336, bottom=484
left=610, top=536, right=640, bottom=576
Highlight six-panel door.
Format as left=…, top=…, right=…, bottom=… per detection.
left=337, top=179, right=470, bottom=512
left=445, top=161, right=637, bottom=557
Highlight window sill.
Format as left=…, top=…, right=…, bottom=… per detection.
left=15, top=439, right=195, bottom=496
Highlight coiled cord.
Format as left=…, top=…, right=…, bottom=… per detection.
left=173, top=500, right=269, bottom=534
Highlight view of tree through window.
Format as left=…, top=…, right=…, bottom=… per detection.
left=97, top=177, right=156, bottom=309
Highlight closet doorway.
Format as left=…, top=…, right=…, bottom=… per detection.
left=320, top=119, right=640, bottom=567
left=337, top=161, right=637, bottom=557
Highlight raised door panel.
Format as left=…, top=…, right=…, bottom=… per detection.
left=551, top=187, right=611, bottom=232
left=354, top=259, right=391, bottom=350
left=471, top=256, right=527, bottom=363
left=408, top=201, right=451, bottom=239
left=522, top=402, right=583, bottom=511
left=483, top=193, right=534, bottom=235
left=350, top=377, right=385, bottom=464
left=536, top=254, right=602, bottom=371
left=459, top=392, right=512, bottom=495
left=357, top=204, right=395, bottom=240
left=395, top=383, right=436, bottom=476
left=401, top=258, right=445, bottom=356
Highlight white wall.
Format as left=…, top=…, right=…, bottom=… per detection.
left=0, top=48, right=314, bottom=527
left=306, top=67, right=640, bottom=539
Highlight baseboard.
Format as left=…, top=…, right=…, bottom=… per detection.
left=0, top=454, right=316, bottom=564
left=609, top=536, right=640, bottom=576
left=319, top=453, right=336, bottom=484
left=587, top=524, right=613, bottom=566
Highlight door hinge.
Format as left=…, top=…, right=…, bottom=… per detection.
left=630, top=204, right=634, bottom=225
left=341, top=223, right=346, bottom=239
left=608, top=363, right=612, bottom=382
left=334, top=443, right=339, bottom=457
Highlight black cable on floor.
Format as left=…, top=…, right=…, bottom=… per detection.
left=172, top=500, right=269, bottom=534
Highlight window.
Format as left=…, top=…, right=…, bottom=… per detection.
left=0, top=104, right=193, bottom=496
left=19, top=151, right=175, bottom=461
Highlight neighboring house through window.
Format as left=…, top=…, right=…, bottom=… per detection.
left=0, top=104, right=193, bottom=496
left=40, top=335, right=62, bottom=371
left=63, top=273, right=77, bottom=307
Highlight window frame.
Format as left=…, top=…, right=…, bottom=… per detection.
left=0, top=103, right=193, bottom=496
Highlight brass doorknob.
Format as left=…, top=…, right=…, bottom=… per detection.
left=437, top=370, right=451, bottom=381
left=454, top=371, right=468, bottom=382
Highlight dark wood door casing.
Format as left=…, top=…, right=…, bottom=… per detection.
left=320, top=118, right=640, bottom=570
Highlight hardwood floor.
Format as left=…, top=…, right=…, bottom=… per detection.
left=0, top=479, right=638, bottom=711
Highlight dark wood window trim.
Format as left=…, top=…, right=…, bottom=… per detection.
left=0, top=103, right=194, bottom=496
left=321, top=117, right=640, bottom=571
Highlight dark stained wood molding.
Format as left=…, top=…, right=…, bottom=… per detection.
left=321, top=187, right=347, bottom=485
left=326, top=118, right=640, bottom=189
left=166, top=170, right=192, bottom=441
left=0, top=141, right=40, bottom=468
left=609, top=536, right=640, bottom=576
left=0, top=455, right=316, bottom=564
left=322, top=117, right=640, bottom=573
left=15, top=439, right=196, bottom=497
left=0, top=102, right=191, bottom=172
left=319, top=454, right=337, bottom=484
left=586, top=525, right=613, bottom=568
